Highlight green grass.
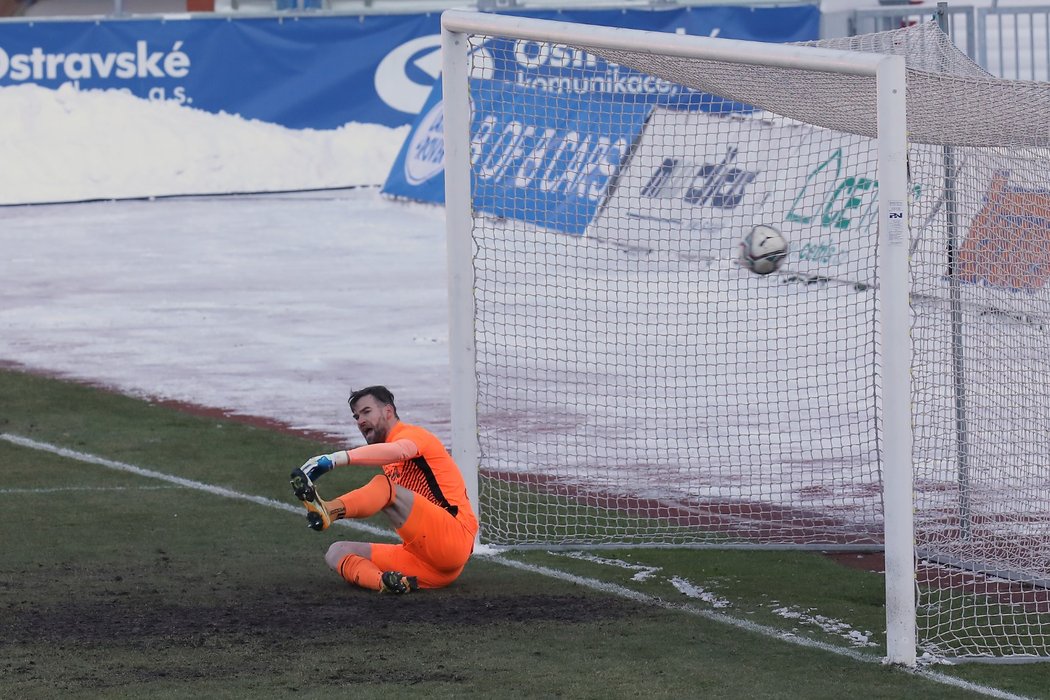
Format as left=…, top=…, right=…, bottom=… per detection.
left=1, top=368, right=1049, bottom=698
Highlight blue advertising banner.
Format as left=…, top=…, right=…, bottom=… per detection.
left=383, top=5, right=818, bottom=207
left=494, top=5, right=818, bottom=110
left=384, top=80, right=447, bottom=205
left=0, top=14, right=442, bottom=129
left=0, top=5, right=818, bottom=130
left=419, top=79, right=651, bottom=235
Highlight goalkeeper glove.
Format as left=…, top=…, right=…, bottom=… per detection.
left=290, top=452, right=346, bottom=501
left=299, top=454, right=336, bottom=480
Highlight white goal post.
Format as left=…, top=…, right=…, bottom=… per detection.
left=445, top=8, right=1050, bottom=662
left=441, top=10, right=915, bottom=664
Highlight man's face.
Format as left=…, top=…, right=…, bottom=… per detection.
left=351, top=395, right=394, bottom=444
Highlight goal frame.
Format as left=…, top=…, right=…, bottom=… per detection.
left=440, top=9, right=915, bottom=666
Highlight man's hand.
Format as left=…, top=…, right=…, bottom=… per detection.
left=298, top=454, right=337, bottom=482
left=289, top=453, right=343, bottom=498
left=289, top=451, right=346, bottom=511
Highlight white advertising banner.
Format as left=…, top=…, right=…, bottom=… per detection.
left=588, top=108, right=897, bottom=288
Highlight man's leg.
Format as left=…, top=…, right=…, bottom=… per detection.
left=325, top=541, right=371, bottom=570
left=295, top=474, right=398, bottom=532
left=321, top=481, right=419, bottom=594
left=369, top=495, right=474, bottom=589
left=380, top=484, right=415, bottom=528
left=325, top=541, right=384, bottom=591
left=370, top=542, right=465, bottom=590
left=337, top=474, right=398, bottom=519
left=326, top=541, right=420, bottom=593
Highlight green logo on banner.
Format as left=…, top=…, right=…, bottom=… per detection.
left=786, top=149, right=877, bottom=231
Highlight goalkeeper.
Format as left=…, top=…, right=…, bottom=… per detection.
left=289, top=385, right=477, bottom=594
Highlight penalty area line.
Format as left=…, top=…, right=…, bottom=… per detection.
left=0, top=432, right=1032, bottom=700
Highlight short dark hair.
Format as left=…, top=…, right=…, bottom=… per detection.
left=348, top=385, right=398, bottom=417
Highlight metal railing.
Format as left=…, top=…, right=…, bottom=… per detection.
left=27, top=0, right=1050, bottom=82
left=978, top=5, right=1050, bottom=81
left=218, top=0, right=801, bottom=14
left=847, top=2, right=1050, bottom=81
left=848, top=3, right=977, bottom=59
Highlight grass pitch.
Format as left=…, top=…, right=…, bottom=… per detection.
left=1, top=368, right=1048, bottom=699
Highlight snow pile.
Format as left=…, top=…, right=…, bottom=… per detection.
left=1, top=83, right=407, bottom=204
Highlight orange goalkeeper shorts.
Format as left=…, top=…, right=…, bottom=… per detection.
left=370, top=494, right=475, bottom=589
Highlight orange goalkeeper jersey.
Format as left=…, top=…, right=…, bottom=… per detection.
left=381, top=421, right=478, bottom=536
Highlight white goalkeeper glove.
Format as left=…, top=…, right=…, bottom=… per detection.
left=298, top=451, right=347, bottom=481
left=290, top=451, right=347, bottom=502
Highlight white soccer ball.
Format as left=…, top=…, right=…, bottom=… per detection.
left=739, top=224, right=789, bottom=275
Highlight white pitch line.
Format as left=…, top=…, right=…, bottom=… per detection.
left=0, top=432, right=1033, bottom=700
left=0, top=432, right=390, bottom=539
left=486, top=557, right=1035, bottom=699
left=0, top=485, right=181, bottom=494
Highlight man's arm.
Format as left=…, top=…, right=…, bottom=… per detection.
left=296, top=439, right=420, bottom=480
left=344, top=439, right=419, bottom=466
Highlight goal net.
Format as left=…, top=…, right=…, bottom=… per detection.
left=442, top=11, right=1050, bottom=662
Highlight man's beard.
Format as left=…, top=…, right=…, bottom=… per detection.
left=366, top=425, right=387, bottom=444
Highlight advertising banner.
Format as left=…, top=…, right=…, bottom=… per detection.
left=442, top=79, right=651, bottom=235
left=0, top=14, right=442, bottom=129
left=587, top=108, right=884, bottom=285
left=958, top=171, right=1050, bottom=291
left=0, top=5, right=818, bottom=131
left=382, top=5, right=817, bottom=205
left=592, top=109, right=1050, bottom=306
left=384, top=80, right=447, bottom=204
left=492, top=5, right=818, bottom=110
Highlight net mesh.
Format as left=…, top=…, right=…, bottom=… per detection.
left=588, top=21, right=1050, bottom=147
left=459, top=20, right=1050, bottom=659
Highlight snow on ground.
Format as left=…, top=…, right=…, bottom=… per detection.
left=0, top=83, right=432, bottom=444
left=0, top=187, right=448, bottom=445
left=0, top=83, right=408, bottom=205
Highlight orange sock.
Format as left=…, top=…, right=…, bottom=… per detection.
left=337, top=475, right=396, bottom=519
left=337, top=554, right=383, bottom=591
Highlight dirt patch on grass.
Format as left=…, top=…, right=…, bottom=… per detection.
left=1, top=584, right=640, bottom=692
left=2, top=589, right=636, bottom=647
